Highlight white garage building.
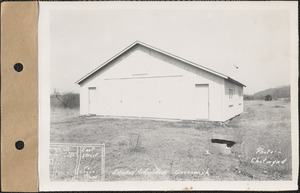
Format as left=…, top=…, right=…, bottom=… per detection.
left=76, top=41, right=245, bottom=122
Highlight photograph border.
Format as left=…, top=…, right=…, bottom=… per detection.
left=38, top=1, right=298, bottom=191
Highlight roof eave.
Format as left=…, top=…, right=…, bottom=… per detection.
left=75, top=41, right=244, bottom=87
left=227, top=77, right=246, bottom=87
left=75, top=41, right=140, bottom=85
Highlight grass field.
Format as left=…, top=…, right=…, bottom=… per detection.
left=50, top=100, right=292, bottom=181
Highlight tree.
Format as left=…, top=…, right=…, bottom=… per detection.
left=54, top=89, right=69, bottom=107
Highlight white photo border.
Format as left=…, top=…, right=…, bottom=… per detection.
left=38, top=1, right=298, bottom=191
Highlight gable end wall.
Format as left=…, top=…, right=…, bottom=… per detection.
left=80, top=45, right=227, bottom=121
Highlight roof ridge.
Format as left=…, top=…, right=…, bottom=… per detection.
left=75, top=41, right=245, bottom=87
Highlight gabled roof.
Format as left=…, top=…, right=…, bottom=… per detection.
left=75, top=41, right=246, bottom=87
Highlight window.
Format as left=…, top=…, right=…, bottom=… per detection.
left=229, top=88, right=234, bottom=99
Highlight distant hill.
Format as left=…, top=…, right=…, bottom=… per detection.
left=252, top=85, right=290, bottom=100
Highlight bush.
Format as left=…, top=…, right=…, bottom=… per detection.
left=265, top=95, right=272, bottom=101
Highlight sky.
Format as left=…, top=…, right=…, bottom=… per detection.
left=49, top=6, right=291, bottom=95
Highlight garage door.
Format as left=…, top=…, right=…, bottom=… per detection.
left=102, top=76, right=183, bottom=119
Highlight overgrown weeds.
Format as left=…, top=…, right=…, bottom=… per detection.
left=128, top=133, right=146, bottom=154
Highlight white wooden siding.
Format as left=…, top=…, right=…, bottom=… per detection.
left=223, top=80, right=244, bottom=121
left=80, top=44, right=241, bottom=121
